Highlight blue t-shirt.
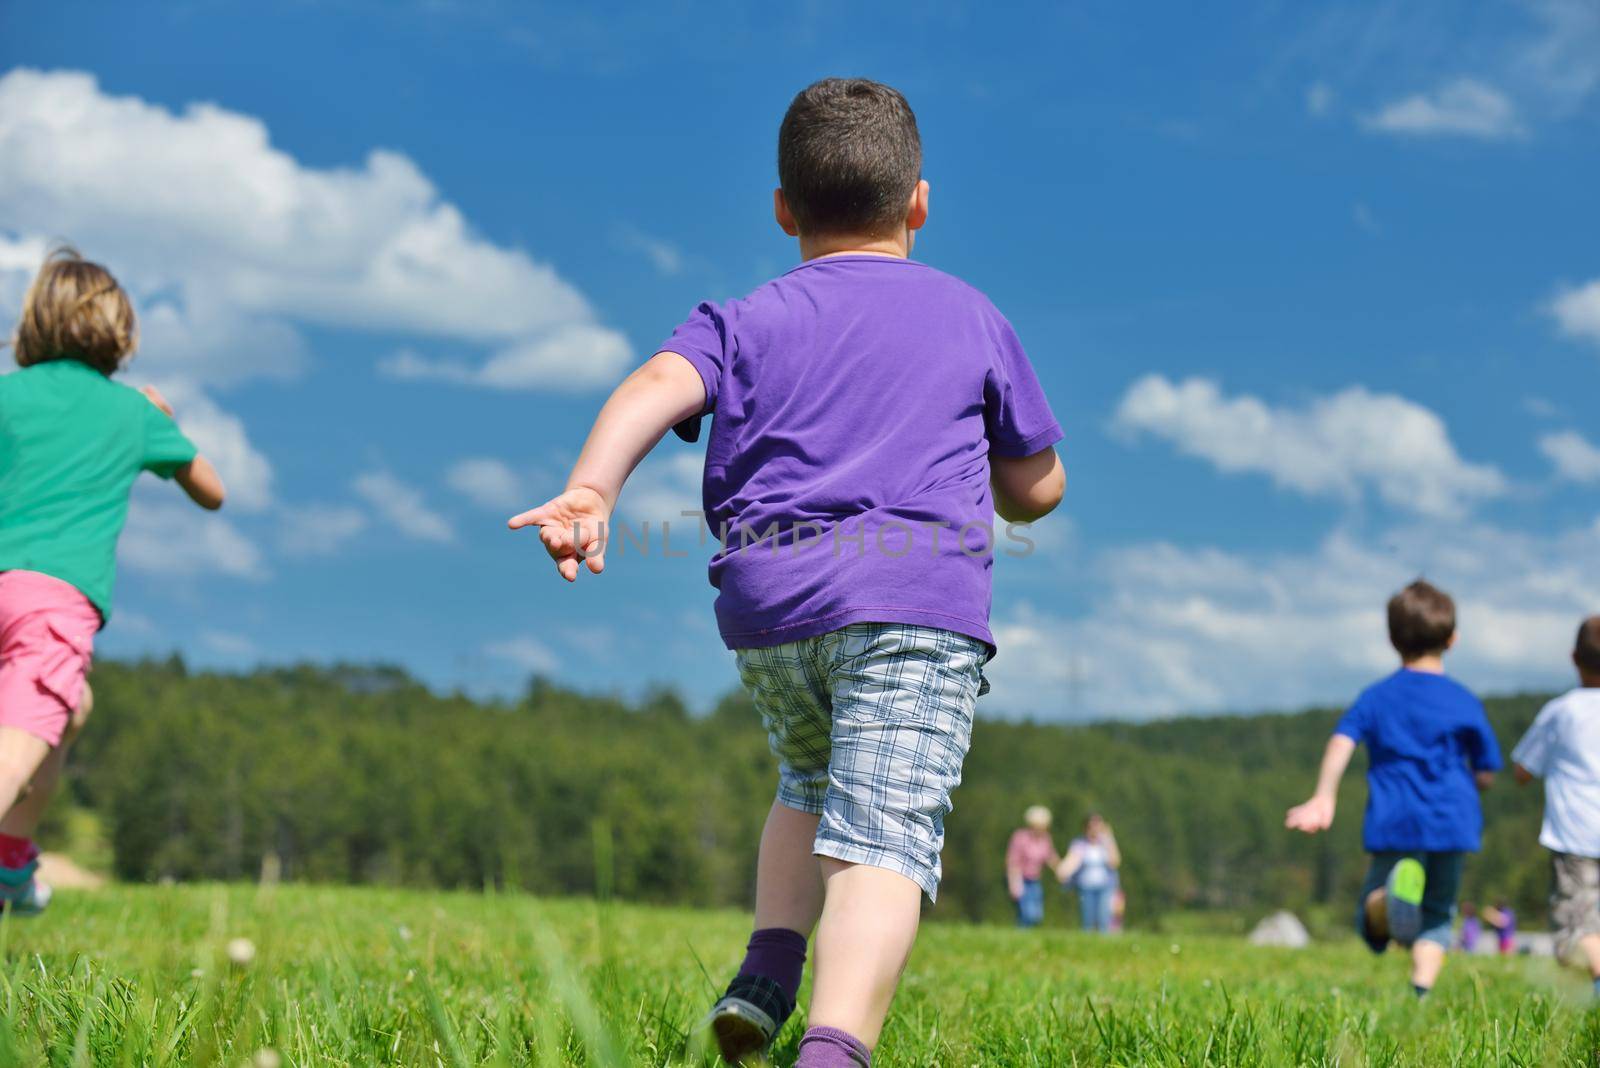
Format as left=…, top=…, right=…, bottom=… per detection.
left=1334, top=669, right=1502, bottom=853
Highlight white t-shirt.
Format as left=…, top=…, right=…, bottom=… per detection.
left=1072, top=839, right=1113, bottom=889
left=1512, top=688, right=1600, bottom=857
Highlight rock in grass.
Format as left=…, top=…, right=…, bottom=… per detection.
left=1248, top=910, right=1310, bottom=949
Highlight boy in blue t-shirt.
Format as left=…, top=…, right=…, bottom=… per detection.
left=1286, top=580, right=1501, bottom=997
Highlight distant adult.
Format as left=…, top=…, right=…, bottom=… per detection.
left=1005, top=805, right=1060, bottom=928
left=1057, top=812, right=1121, bottom=932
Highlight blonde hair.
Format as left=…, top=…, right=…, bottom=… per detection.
left=11, top=247, right=137, bottom=375
left=1024, top=805, right=1052, bottom=830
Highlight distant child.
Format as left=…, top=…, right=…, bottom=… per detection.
left=0, top=249, right=226, bottom=913
left=1006, top=805, right=1060, bottom=928
left=1482, top=900, right=1517, bottom=955
left=1458, top=901, right=1481, bottom=953
left=1510, top=617, right=1600, bottom=992
left=510, top=78, right=1064, bottom=1066
left=1286, top=580, right=1501, bottom=998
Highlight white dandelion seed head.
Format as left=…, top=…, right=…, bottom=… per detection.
left=226, top=937, right=257, bottom=966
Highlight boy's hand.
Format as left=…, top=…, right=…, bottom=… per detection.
left=508, top=487, right=611, bottom=582
left=140, top=385, right=175, bottom=417
left=1284, top=795, right=1335, bottom=834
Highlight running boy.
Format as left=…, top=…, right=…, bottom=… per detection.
left=1286, top=580, right=1501, bottom=997
left=0, top=248, right=226, bottom=913
left=510, top=78, right=1064, bottom=1065
left=1511, top=616, right=1600, bottom=994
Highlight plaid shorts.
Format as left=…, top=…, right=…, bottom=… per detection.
left=735, top=623, right=988, bottom=901
left=1550, top=852, right=1600, bottom=963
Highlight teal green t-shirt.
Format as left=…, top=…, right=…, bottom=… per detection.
left=0, top=360, right=197, bottom=622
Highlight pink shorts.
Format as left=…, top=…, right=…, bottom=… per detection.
left=0, top=571, right=99, bottom=747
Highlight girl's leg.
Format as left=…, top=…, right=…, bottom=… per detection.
left=0, top=682, right=92, bottom=838
left=0, top=727, right=52, bottom=825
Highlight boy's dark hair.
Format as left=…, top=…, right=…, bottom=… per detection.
left=1575, top=616, right=1600, bottom=675
left=778, top=78, right=921, bottom=237
left=1388, top=579, right=1456, bottom=660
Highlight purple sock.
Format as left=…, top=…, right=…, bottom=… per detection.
left=737, top=927, right=808, bottom=1003
left=795, top=1026, right=871, bottom=1067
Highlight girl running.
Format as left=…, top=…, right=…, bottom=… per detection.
left=0, top=248, right=225, bottom=913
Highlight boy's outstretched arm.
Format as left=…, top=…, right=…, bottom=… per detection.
left=1512, top=763, right=1535, bottom=786
left=1285, top=734, right=1356, bottom=834
left=991, top=446, right=1065, bottom=523
left=508, top=353, right=705, bottom=581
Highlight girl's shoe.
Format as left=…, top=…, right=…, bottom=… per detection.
left=0, top=868, right=52, bottom=917
left=706, top=974, right=792, bottom=1065
left=1385, top=858, right=1426, bottom=946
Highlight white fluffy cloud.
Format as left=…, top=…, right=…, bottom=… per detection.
left=615, top=449, right=705, bottom=528
left=1113, top=375, right=1506, bottom=518
left=1540, top=430, right=1600, bottom=483
left=378, top=322, right=630, bottom=391
left=446, top=458, right=526, bottom=510
left=277, top=504, right=369, bottom=557
left=1550, top=279, right=1600, bottom=348
left=485, top=636, right=560, bottom=675
left=119, top=497, right=267, bottom=581
left=1363, top=78, right=1523, bottom=139
left=352, top=471, right=455, bottom=544
left=0, top=68, right=630, bottom=390
left=985, top=521, right=1600, bottom=720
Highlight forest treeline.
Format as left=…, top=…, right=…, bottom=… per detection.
left=56, top=659, right=1554, bottom=927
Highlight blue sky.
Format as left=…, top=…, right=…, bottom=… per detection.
left=2, top=1, right=1597, bottom=719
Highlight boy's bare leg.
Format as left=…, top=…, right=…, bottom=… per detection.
left=1364, top=886, right=1389, bottom=941
left=1411, top=940, right=1446, bottom=989
left=754, top=801, right=825, bottom=932
left=1579, top=933, right=1600, bottom=980
left=807, top=858, right=922, bottom=1048
left=0, top=683, right=91, bottom=837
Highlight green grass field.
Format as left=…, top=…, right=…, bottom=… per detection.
left=1, top=885, right=1596, bottom=1066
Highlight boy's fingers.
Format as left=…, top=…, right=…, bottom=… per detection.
left=584, top=550, right=605, bottom=575
left=557, top=556, right=580, bottom=581
left=542, top=525, right=582, bottom=560
left=507, top=502, right=561, bottom=530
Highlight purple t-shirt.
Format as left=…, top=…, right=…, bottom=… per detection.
left=656, top=255, right=1061, bottom=651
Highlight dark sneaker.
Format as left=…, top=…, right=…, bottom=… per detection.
left=706, top=974, right=793, bottom=1065
left=1385, top=857, right=1426, bottom=946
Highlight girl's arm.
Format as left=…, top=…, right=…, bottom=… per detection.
left=1103, top=828, right=1121, bottom=869
left=175, top=457, right=226, bottom=510
left=1284, top=734, right=1356, bottom=834
left=509, top=353, right=706, bottom=581
left=138, top=387, right=226, bottom=510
